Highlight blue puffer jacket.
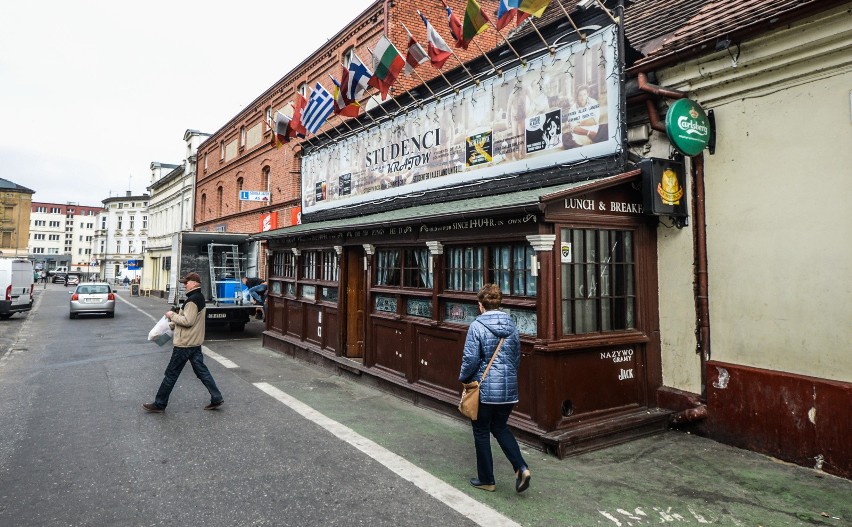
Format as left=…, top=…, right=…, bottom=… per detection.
left=458, top=310, right=520, bottom=404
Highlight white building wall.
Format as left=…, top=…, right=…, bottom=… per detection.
left=654, top=6, right=852, bottom=385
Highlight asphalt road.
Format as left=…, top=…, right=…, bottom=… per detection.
left=0, top=285, right=483, bottom=527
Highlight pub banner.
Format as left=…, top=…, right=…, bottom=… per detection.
left=301, top=25, right=620, bottom=214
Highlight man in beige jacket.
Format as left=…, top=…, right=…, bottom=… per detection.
left=143, top=272, right=224, bottom=412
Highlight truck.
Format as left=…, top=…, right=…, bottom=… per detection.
left=168, top=232, right=261, bottom=332
left=0, top=258, right=34, bottom=319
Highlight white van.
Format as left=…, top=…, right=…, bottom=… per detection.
left=48, top=266, right=68, bottom=276
left=0, top=258, right=34, bottom=319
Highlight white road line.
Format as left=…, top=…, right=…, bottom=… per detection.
left=114, top=293, right=159, bottom=322
left=253, top=382, right=521, bottom=527
left=203, top=346, right=239, bottom=369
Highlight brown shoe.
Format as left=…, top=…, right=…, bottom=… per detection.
left=515, top=466, right=531, bottom=493
left=142, top=403, right=164, bottom=413
left=204, top=400, right=224, bottom=410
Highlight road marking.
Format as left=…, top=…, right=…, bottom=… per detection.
left=253, top=382, right=521, bottom=527
left=114, top=293, right=159, bottom=322
left=203, top=346, right=239, bottom=369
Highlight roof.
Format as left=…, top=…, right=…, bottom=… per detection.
left=510, top=1, right=847, bottom=72
left=253, top=172, right=639, bottom=241
left=0, top=177, right=35, bottom=194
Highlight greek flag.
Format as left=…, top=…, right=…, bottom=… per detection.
left=302, top=83, right=334, bottom=134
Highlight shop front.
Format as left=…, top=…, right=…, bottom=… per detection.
left=258, top=171, right=669, bottom=455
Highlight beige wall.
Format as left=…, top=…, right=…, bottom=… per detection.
left=655, top=6, right=852, bottom=384
left=1, top=191, right=32, bottom=256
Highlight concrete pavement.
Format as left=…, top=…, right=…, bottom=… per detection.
left=12, top=286, right=850, bottom=527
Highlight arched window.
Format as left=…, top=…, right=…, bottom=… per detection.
left=200, top=194, right=207, bottom=221
left=261, top=166, right=270, bottom=193
left=216, top=186, right=223, bottom=217
left=237, top=177, right=244, bottom=211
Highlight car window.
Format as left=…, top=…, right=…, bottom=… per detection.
left=77, top=286, right=89, bottom=294
left=91, top=286, right=110, bottom=294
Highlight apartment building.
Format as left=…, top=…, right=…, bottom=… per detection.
left=29, top=202, right=101, bottom=274
left=92, top=193, right=149, bottom=283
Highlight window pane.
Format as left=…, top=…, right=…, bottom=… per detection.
left=376, top=250, right=400, bottom=286
left=560, top=227, right=635, bottom=335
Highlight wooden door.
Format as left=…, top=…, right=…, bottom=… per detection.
left=344, top=247, right=365, bottom=359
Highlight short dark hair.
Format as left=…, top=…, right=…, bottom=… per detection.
left=477, top=283, right=502, bottom=310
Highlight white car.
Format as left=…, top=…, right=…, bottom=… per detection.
left=69, top=283, right=115, bottom=319
left=0, top=258, right=34, bottom=319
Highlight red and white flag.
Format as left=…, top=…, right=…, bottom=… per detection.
left=418, top=10, right=452, bottom=69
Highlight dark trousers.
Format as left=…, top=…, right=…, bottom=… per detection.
left=154, top=346, right=223, bottom=409
left=472, top=402, right=528, bottom=484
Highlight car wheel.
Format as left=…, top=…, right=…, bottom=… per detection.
left=69, top=313, right=77, bottom=319
left=0, top=314, right=11, bottom=320
left=107, top=312, right=115, bottom=318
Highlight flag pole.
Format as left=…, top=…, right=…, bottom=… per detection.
left=555, top=2, right=586, bottom=41
left=526, top=18, right=553, bottom=54
left=491, top=23, right=526, bottom=66
left=594, top=0, right=619, bottom=24
left=470, top=38, right=500, bottom=74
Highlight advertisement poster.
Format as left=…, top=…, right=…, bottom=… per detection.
left=301, top=25, right=620, bottom=214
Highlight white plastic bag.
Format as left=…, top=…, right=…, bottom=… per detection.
left=147, top=315, right=173, bottom=346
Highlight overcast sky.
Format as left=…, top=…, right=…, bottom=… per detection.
left=0, top=0, right=375, bottom=206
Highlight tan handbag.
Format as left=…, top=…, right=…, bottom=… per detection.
left=458, top=338, right=505, bottom=420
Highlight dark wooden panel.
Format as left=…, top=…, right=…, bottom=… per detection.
left=323, top=308, right=339, bottom=353
left=372, top=319, right=407, bottom=378
left=536, top=345, right=645, bottom=430
left=286, top=301, right=303, bottom=338
left=414, top=327, right=464, bottom=392
left=304, top=305, right=322, bottom=346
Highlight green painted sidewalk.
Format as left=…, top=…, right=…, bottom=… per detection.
left=235, top=340, right=851, bottom=527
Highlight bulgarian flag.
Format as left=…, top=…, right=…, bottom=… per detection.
left=288, top=94, right=307, bottom=140
left=518, top=0, right=551, bottom=18
left=418, top=10, right=452, bottom=69
left=462, top=0, right=491, bottom=44
left=497, top=0, right=529, bottom=30
left=368, top=36, right=405, bottom=100
left=270, top=110, right=291, bottom=148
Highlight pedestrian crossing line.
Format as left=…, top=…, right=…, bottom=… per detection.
left=203, top=346, right=239, bottom=369
left=253, top=382, right=522, bottom=527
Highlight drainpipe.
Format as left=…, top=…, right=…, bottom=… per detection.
left=637, top=71, right=711, bottom=411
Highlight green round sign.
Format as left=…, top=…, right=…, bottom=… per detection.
left=665, top=98, right=710, bottom=156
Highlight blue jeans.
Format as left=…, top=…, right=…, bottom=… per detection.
left=153, top=346, right=223, bottom=409
left=248, top=284, right=267, bottom=304
left=472, top=403, right=528, bottom=484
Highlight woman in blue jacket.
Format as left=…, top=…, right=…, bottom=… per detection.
left=459, top=284, right=531, bottom=493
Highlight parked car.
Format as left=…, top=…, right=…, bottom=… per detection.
left=52, top=273, right=67, bottom=284
left=65, top=274, right=80, bottom=287
left=69, top=283, right=115, bottom=319
left=0, top=258, right=34, bottom=319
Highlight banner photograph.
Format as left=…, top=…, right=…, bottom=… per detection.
left=301, top=25, right=620, bottom=213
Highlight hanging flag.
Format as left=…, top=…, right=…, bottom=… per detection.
left=518, top=0, right=551, bottom=18
left=497, top=0, right=529, bottom=30
left=288, top=94, right=307, bottom=139
left=462, top=0, right=491, bottom=43
left=368, top=36, right=405, bottom=100
left=404, top=35, right=429, bottom=75
left=440, top=0, right=466, bottom=49
left=270, top=110, right=291, bottom=148
left=330, top=76, right=361, bottom=117
left=341, top=52, right=373, bottom=104
left=418, top=10, right=452, bottom=69
left=302, top=83, right=334, bottom=135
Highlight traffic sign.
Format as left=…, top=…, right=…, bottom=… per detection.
left=239, top=190, right=271, bottom=202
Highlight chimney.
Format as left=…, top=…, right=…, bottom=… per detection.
left=126, top=191, right=131, bottom=197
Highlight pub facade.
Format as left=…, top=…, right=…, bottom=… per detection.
left=256, top=22, right=674, bottom=454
